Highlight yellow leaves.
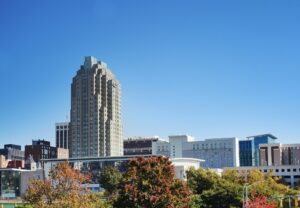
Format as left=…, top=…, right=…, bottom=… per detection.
left=23, top=160, right=110, bottom=208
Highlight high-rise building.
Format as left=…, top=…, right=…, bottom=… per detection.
left=70, top=56, right=123, bottom=157
left=239, top=134, right=278, bottom=166
left=55, top=122, right=69, bottom=149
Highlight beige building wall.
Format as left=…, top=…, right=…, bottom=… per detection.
left=56, top=148, right=69, bottom=159
left=259, top=148, right=267, bottom=166
left=0, top=155, right=8, bottom=168
left=70, top=56, right=123, bottom=157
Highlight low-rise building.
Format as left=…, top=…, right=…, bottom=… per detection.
left=0, top=144, right=24, bottom=161
left=152, top=135, right=239, bottom=168
left=0, top=168, right=43, bottom=199
left=124, top=136, right=159, bottom=155
left=225, top=165, right=300, bottom=188
left=171, top=158, right=203, bottom=180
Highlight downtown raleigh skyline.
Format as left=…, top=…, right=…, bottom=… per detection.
left=1, top=56, right=298, bottom=166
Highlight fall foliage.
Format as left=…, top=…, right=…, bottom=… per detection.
left=23, top=161, right=110, bottom=208
left=244, top=190, right=276, bottom=208
left=113, top=156, right=192, bottom=208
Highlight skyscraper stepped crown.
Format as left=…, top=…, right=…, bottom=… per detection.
left=70, top=56, right=123, bottom=158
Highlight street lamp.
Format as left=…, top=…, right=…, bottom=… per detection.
left=242, top=181, right=264, bottom=208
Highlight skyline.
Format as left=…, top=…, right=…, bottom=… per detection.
left=1, top=1, right=300, bottom=148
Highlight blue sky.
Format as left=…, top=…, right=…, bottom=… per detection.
left=1, top=0, right=300, bottom=148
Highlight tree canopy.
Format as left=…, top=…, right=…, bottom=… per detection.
left=23, top=161, right=110, bottom=208
left=187, top=168, right=242, bottom=208
left=222, top=169, right=297, bottom=197
left=99, top=166, right=122, bottom=196
left=113, top=156, right=191, bottom=208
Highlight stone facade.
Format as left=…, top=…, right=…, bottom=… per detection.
left=70, top=56, right=123, bottom=157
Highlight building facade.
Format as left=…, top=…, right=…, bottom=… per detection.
left=239, top=140, right=253, bottom=166
left=259, top=143, right=300, bottom=166
left=0, top=144, right=24, bottom=161
left=0, top=168, right=43, bottom=199
left=124, top=136, right=159, bottom=155
left=25, top=140, right=57, bottom=162
left=152, top=135, right=239, bottom=168
left=239, top=134, right=278, bottom=166
left=70, top=56, right=123, bottom=157
left=55, top=122, right=69, bottom=149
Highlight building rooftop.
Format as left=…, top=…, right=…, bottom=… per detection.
left=246, top=133, right=278, bottom=140
left=42, top=155, right=163, bottom=163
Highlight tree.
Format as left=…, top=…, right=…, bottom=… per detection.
left=23, top=161, right=110, bottom=208
left=114, top=156, right=191, bottom=208
left=222, top=169, right=298, bottom=197
left=244, top=190, right=276, bottom=208
left=99, top=166, right=122, bottom=196
left=187, top=168, right=242, bottom=208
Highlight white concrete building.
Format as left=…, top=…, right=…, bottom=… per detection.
left=170, top=158, right=203, bottom=180
left=226, top=165, right=300, bottom=188
left=152, top=135, right=239, bottom=168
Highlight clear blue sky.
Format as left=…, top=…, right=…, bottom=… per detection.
left=1, top=0, right=300, bottom=148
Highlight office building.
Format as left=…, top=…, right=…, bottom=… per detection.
left=259, top=143, right=300, bottom=166
left=124, top=136, right=159, bottom=155
left=0, top=144, right=24, bottom=161
left=281, top=144, right=300, bottom=165
left=70, top=56, right=123, bottom=157
left=25, top=139, right=57, bottom=163
left=152, top=135, right=239, bottom=168
left=239, top=134, right=278, bottom=166
left=55, top=122, right=69, bottom=149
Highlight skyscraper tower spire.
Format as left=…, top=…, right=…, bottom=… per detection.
left=70, top=56, right=123, bottom=157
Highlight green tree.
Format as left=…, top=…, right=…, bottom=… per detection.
left=114, top=156, right=191, bottom=208
left=23, top=161, right=110, bottom=208
left=99, top=166, right=122, bottom=201
left=222, top=169, right=298, bottom=197
left=187, top=168, right=242, bottom=208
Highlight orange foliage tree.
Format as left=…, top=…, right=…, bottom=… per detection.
left=114, top=156, right=191, bottom=208
left=23, top=161, right=109, bottom=208
left=245, top=190, right=276, bottom=208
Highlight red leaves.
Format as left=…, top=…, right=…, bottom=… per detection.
left=115, top=156, right=191, bottom=208
left=245, top=190, right=276, bottom=208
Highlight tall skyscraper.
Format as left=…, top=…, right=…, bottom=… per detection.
left=70, top=56, right=123, bottom=157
